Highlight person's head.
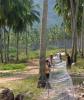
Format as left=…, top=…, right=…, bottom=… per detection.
left=46, top=59, right=49, bottom=65
left=50, top=55, right=53, bottom=59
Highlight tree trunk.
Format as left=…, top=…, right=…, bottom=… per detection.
left=70, top=0, right=79, bottom=63
left=81, top=33, right=84, bottom=57
left=25, top=26, right=31, bottom=60
left=25, top=31, right=29, bottom=59
left=7, top=32, right=10, bottom=62
left=26, top=32, right=28, bottom=56
left=16, top=33, right=19, bottom=62
left=61, top=3, right=67, bottom=54
left=77, top=35, right=81, bottom=53
left=0, top=28, right=3, bottom=63
left=81, top=5, right=84, bottom=57
left=64, top=31, right=67, bottom=54
left=3, top=27, right=7, bottom=63
left=39, top=0, right=48, bottom=80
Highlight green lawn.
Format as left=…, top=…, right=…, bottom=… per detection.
left=0, top=75, right=43, bottom=100
left=0, top=52, right=84, bottom=99
left=20, top=49, right=63, bottom=59
left=0, top=63, right=26, bottom=70
left=10, top=49, right=65, bottom=60
left=70, top=58, right=84, bottom=74
left=69, top=58, right=84, bottom=85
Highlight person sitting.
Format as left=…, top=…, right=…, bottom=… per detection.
left=45, top=60, right=51, bottom=89
left=66, top=54, right=71, bottom=68
left=45, top=60, right=51, bottom=80
left=37, top=60, right=51, bottom=88
left=59, top=53, right=62, bottom=62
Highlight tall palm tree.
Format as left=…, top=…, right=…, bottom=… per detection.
left=54, top=0, right=82, bottom=63
left=24, top=1, right=40, bottom=59
left=70, top=0, right=79, bottom=63
left=39, top=0, right=48, bottom=80
left=0, top=0, right=9, bottom=63
left=11, top=0, right=40, bottom=61
left=0, top=28, right=4, bottom=63
left=0, top=0, right=40, bottom=62
left=81, top=4, right=84, bottom=57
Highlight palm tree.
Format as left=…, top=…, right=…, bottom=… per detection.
left=0, top=28, right=4, bottom=63
left=11, top=0, right=39, bottom=61
left=25, top=2, right=40, bottom=59
left=70, top=0, right=79, bottom=63
left=39, top=0, right=48, bottom=80
left=81, top=4, right=84, bottom=57
left=0, top=0, right=9, bottom=63
left=0, top=0, right=40, bottom=62
left=54, top=0, right=83, bottom=63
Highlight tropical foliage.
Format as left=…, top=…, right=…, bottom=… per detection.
left=54, top=0, right=84, bottom=62
left=0, top=0, right=40, bottom=63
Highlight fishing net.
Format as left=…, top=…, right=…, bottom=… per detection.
left=40, top=59, right=75, bottom=100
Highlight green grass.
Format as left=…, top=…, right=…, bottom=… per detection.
left=0, top=75, right=43, bottom=100
left=72, top=77, right=84, bottom=85
left=28, top=49, right=61, bottom=59
left=0, top=49, right=64, bottom=70
left=9, top=49, right=65, bottom=60
left=46, top=49, right=61, bottom=57
left=29, top=50, right=39, bottom=59
left=70, top=58, right=84, bottom=74
left=69, top=58, right=84, bottom=85
left=0, top=63, right=26, bottom=70
left=0, top=72, right=15, bottom=78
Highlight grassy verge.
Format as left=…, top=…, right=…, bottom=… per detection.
left=10, top=49, right=65, bottom=60
left=68, top=58, right=84, bottom=85
left=0, top=75, right=43, bottom=100
left=72, top=77, right=84, bottom=85
left=69, top=58, right=84, bottom=74
left=0, top=63, right=26, bottom=70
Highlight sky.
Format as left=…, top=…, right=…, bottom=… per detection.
left=34, top=0, right=62, bottom=28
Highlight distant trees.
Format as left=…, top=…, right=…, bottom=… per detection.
left=81, top=4, right=84, bottom=57
left=47, top=25, right=71, bottom=51
left=54, top=0, right=84, bottom=63
left=0, top=0, right=40, bottom=63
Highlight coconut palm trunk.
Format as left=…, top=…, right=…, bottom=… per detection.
left=0, top=28, right=3, bottom=63
left=7, top=32, right=10, bottom=62
left=25, top=31, right=29, bottom=60
left=25, top=26, right=30, bottom=60
left=61, top=2, right=67, bottom=54
left=81, top=5, right=84, bottom=57
left=77, top=34, right=81, bottom=53
left=26, top=32, right=28, bottom=57
left=70, top=0, right=79, bottom=63
left=39, top=0, right=48, bottom=80
left=3, top=27, right=7, bottom=63
left=16, top=33, right=19, bottom=61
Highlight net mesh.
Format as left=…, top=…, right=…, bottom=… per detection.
left=41, top=60, right=75, bottom=100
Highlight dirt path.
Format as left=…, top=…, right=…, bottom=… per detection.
left=0, top=59, right=83, bottom=100
left=38, top=61, right=84, bottom=100
left=0, top=66, right=39, bottom=83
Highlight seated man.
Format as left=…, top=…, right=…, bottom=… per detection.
left=45, top=60, right=51, bottom=80
left=37, top=60, right=51, bottom=88
left=66, top=54, right=71, bottom=68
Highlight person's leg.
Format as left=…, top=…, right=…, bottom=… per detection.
left=46, top=73, right=49, bottom=79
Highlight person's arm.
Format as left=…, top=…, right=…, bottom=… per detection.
left=49, top=67, right=51, bottom=72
